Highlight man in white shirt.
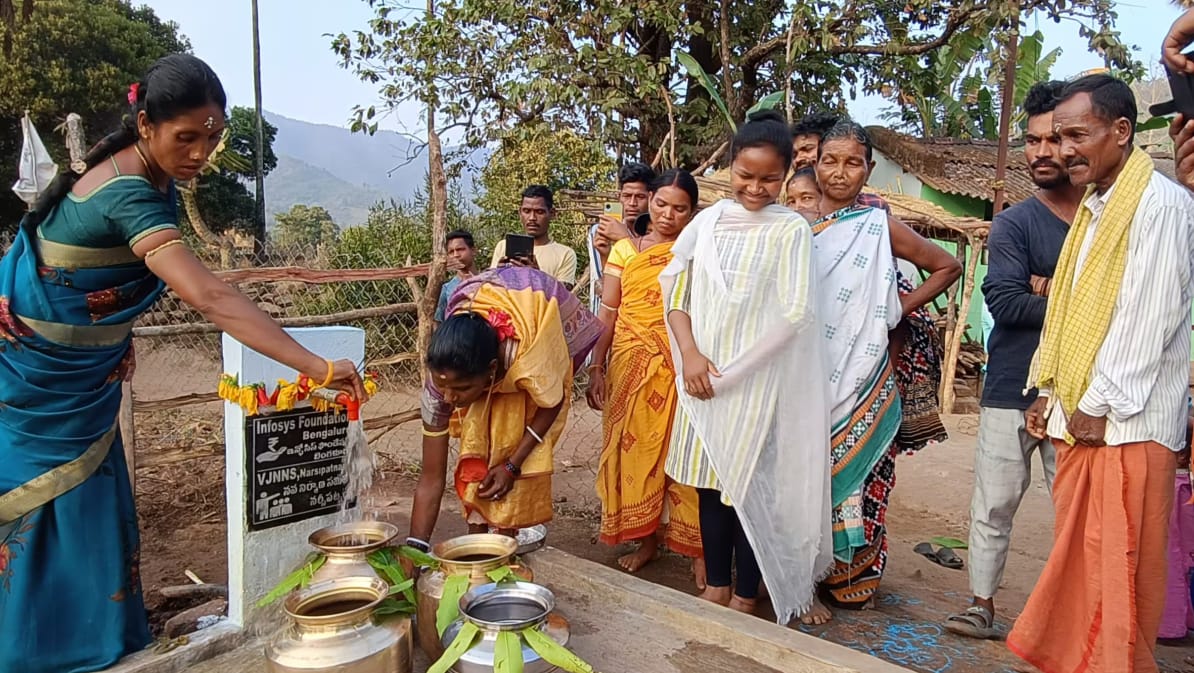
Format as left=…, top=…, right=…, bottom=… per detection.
left=491, top=185, right=577, bottom=287
left=1007, top=74, right=1194, bottom=673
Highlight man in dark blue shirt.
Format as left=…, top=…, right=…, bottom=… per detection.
left=944, top=81, right=1086, bottom=639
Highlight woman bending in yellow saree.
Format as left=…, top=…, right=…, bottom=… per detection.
left=408, top=267, right=602, bottom=545
left=586, top=169, right=704, bottom=577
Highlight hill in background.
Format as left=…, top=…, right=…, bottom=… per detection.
left=262, top=111, right=485, bottom=227
left=265, top=155, right=390, bottom=228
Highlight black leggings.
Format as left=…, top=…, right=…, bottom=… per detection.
left=698, top=488, right=761, bottom=600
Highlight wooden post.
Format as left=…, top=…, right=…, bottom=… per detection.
left=992, top=0, right=1020, bottom=215
left=940, top=235, right=983, bottom=414
left=119, top=381, right=136, bottom=490
left=938, top=240, right=966, bottom=405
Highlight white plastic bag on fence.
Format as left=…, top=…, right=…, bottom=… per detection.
left=12, top=113, right=58, bottom=206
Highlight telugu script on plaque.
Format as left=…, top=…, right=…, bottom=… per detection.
left=246, top=407, right=349, bottom=531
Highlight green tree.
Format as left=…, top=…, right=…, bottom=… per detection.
left=332, top=0, right=1137, bottom=167
left=273, top=204, right=338, bottom=249
left=181, top=106, right=278, bottom=235
left=884, top=30, right=1064, bottom=139
left=0, top=0, right=189, bottom=227
left=475, top=128, right=616, bottom=252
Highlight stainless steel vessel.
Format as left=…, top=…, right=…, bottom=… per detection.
left=415, top=534, right=520, bottom=659
left=440, top=582, right=570, bottom=673
left=266, top=575, right=413, bottom=673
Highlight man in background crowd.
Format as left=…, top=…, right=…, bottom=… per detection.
left=791, top=111, right=839, bottom=170
left=587, top=162, right=656, bottom=315
left=944, top=80, right=1083, bottom=640
left=492, top=184, right=577, bottom=286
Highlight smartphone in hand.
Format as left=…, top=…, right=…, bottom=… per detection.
left=603, top=202, right=623, bottom=222
left=505, top=233, right=535, bottom=261
left=1151, top=65, right=1194, bottom=119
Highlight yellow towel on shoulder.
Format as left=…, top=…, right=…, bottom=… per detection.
left=1031, top=147, right=1153, bottom=417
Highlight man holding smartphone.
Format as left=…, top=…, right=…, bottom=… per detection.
left=587, top=163, right=655, bottom=315
left=491, top=185, right=577, bottom=286
left=1165, top=8, right=1194, bottom=191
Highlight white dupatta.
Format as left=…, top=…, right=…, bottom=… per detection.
left=659, top=200, right=833, bottom=623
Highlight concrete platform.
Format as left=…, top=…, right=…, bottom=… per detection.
left=111, top=547, right=908, bottom=673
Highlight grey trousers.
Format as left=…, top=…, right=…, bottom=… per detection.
left=968, top=406, right=1057, bottom=600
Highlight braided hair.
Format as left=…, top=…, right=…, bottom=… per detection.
left=24, top=54, right=226, bottom=232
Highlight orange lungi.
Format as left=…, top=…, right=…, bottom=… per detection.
left=1008, top=440, right=1176, bottom=673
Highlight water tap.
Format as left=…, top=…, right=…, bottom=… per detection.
left=309, top=387, right=361, bottom=421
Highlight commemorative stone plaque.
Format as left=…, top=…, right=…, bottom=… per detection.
left=246, top=407, right=349, bottom=531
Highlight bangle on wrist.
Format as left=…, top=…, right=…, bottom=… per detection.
left=405, top=536, right=430, bottom=553
left=503, top=460, right=522, bottom=477
left=525, top=425, right=544, bottom=444
left=319, top=359, right=334, bottom=388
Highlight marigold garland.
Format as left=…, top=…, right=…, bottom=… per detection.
left=218, top=371, right=379, bottom=417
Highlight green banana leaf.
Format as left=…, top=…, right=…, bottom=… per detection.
left=1138, top=116, right=1172, bottom=133
left=677, top=52, right=735, bottom=131
left=523, top=627, right=596, bottom=673
left=494, top=630, right=525, bottom=673
left=256, top=553, right=327, bottom=607
left=428, top=623, right=480, bottom=673
left=931, top=536, right=968, bottom=550
left=746, top=92, right=784, bottom=117
left=398, top=544, right=439, bottom=569
left=436, top=574, right=471, bottom=636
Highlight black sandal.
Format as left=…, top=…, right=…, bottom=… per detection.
left=913, top=542, right=964, bottom=570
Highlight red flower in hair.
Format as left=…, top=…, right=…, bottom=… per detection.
left=487, top=309, right=517, bottom=341
left=128, top=83, right=140, bottom=105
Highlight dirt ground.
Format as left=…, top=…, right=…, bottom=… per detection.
left=135, top=411, right=1194, bottom=673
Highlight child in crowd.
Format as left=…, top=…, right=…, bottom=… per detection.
left=785, top=166, right=820, bottom=215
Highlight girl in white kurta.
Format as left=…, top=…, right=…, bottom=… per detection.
left=661, top=110, right=833, bottom=624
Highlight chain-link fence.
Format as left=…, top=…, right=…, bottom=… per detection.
left=128, top=237, right=607, bottom=520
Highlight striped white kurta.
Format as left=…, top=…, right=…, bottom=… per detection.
left=662, top=205, right=805, bottom=492
left=1044, top=173, right=1194, bottom=451
left=659, top=200, right=833, bottom=624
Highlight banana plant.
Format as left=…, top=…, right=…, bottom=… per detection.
left=676, top=52, right=784, bottom=131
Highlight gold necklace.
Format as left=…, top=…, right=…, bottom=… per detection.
left=132, top=143, right=163, bottom=190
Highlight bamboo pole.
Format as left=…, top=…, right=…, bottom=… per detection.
left=992, top=0, right=1020, bottom=214
left=938, top=241, right=967, bottom=405
left=940, top=235, right=982, bottom=414
left=212, top=264, right=429, bottom=285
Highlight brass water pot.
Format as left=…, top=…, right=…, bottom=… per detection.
left=266, top=576, right=413, bottom=673
left=308, top=521, right=400, bottom=584
left=415, top=534, right=521, bottom=659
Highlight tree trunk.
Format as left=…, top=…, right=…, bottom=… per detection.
left=1, top=0, right=15, bottom=57
left=418, top=0, right=449, bottom=358
left=179, top=184, right=234, bottom=269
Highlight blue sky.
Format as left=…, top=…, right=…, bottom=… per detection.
left=143, top=0, right=1182, bottom=135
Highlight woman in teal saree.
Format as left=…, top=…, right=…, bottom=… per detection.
left=0, top=55, right=365, bottom=673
